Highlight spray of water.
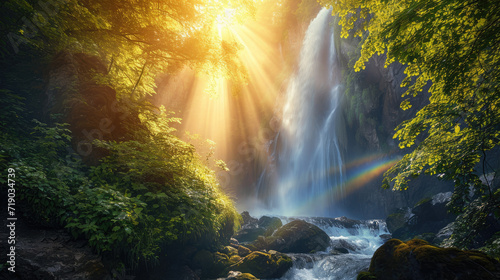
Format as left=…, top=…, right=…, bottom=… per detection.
left=257, top=8, right=345, bottom=217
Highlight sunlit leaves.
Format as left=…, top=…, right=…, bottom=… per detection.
left=319, top=0, right=500, bottom=198
left=5, top=0, right=254, bottom=99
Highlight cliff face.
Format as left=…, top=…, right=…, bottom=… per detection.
left=335, top=34, right=453, bottom=219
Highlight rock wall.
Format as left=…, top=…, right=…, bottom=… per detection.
left=334, top=32, right=454, bottom=219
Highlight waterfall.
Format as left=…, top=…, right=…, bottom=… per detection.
left=257, top=8, right=345, bottom=217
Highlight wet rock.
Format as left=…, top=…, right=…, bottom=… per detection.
left=412, top=192, right=453, bottom=223
left=434, top=222, right=455, bottom=244
left=225, top=271, right=259, bottom=280
left=222, top=246, right=239, bottom=257
left=241, top=211, right=258, bottom=228
left=359, top=239, right=500, bottom=280
left=388, top=192, right=457, bottom=242
left=386, top=207, right=411, bottom=233
left=0, top=226, right=111, bottom=280
left=237, top=245, right=252, bottom=257
left=330, top=247, right=349, bottom=255
left=227, top=251, right=292, bottom=279
left=229, top=255, right=242, bottom=263
left=258, top=219, right=331, bottom=253
left=230, top=238, right=239, bottom=246
left=330, top=239, right=358, bottom=252
left=257, top=216, right=282, bottom=236
left=233, top=212, right=263, bottom=243
left=379, top=234, right=392, bottom=241
left=233, top=228, right=266, bottom=243
left=233, top=213, right=283, bottom=243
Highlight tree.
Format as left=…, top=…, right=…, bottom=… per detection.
left=2, top=0, right=255, bottom=98
left=318, top=0, right=500, bottom=210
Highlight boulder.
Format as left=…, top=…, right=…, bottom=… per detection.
left=330, top=238, right=358, bottom=252
left=388, top=192, right=457, bottom=242
left=379, top=234, right=392, bottom=242
left=237, top=245, right=252, bottom=257
left=233, top=213, right=282, bottom=243
left=192, top=251, right=234, bottom=278
left=222, top=246, right=239, bottom=257
left=257, top=216, right=282, bottom=236
left=227, top=251, right=292, bottom=279
left=233, top=228, right=266, bottom=243
left=233, top=212, right=262, bottom=243
left=434, top=222, right=455, bottom=244
left=241, top=211, right=258, bottom=228
left=259, top=219, right=331, bottom=253
left=230, top=238, right=239, bottom=246
left=330, top=247, right=349, bottom=255
left=225, top=271, right=259, bottom=280
left=358, top=239, right=500, bottom=280
left=412, top=192, right=453, bottom=223
left=386, top=208, right=411, bottom=233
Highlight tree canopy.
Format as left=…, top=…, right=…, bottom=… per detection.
left=319, top=0, right=500, bottom=210
left=2, top=0, right=254, bottom=98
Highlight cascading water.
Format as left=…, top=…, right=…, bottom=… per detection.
left=278, top=217, right=390, bottom=280
left=257, top=8, right=345, bottom=217
left=250, top=9, right=389, bottom=279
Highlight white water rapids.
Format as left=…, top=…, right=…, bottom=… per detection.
left=278, top=218, right=389, bottom=280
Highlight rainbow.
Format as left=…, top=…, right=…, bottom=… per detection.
left=343, top=156, right=401, bottom=196
left=281, top=154, right=401, bottom=217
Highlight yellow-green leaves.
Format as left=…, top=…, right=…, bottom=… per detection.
left=319, top=0, right=500, bottom=208
left=400, top=99, right=412, bottom=111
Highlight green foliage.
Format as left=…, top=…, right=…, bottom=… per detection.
left=1, top=0, right=254, bottom=98
left=1, top=0, right=246, bottom=274
left=320, top=0, right=500, bottom=212
left=1, top=109, right=239, bottom=269
left=90, top=105, right=240, bottom=251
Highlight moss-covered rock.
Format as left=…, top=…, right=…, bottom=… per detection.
left=357, top=271, right=377, bottom=280
left=223, top=245, right=239, bottom=257
left=258, top=219, right=331, bottom=253
left=258, top=216, right=283, bottom=236
left=227, top=251, right=292, bottom=279
left=238, top=245, right=252, bottom=257
left=230, top=255, right=243, bottom=263
left=361, top=238, right=500, bottom=280
left=192, top=250, right=239, bottom=278
left=385, top=208, right=409, bottom=234
left=226, top=271, right=259, bottom=280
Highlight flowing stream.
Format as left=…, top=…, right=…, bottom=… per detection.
left=256, top=8, right=345, bottom=217
left=278, top=218, right=389, bottom=280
